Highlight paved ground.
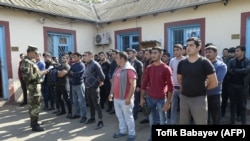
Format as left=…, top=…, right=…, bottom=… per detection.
left=0, top=101, right=149, bottom=141
left=0, top=99, right=249, bottom=141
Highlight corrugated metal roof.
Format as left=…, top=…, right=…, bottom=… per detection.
left=0, top=0, right=97, bottom=22
left=95, top=0, right=222, bottom=23
left=0, top=0, right=223, bottom=23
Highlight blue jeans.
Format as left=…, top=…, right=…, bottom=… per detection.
left=114, top=98, right=135, bottom=136
left=170, top=89, right=181, bottom=124
left=147, top=96, right=167, bottom=139
left=72, top=83, right=87, bottom=117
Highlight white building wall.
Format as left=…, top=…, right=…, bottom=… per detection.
left=0, top=8, right=97, bottom=79
left=100, top=0, right=250, bottom=56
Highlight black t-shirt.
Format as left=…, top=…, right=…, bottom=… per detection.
left=177, top=57, right=215, bottom=97
left=56, top=64, right=70, bottom=90
left=100, top=61, right=110, bottom=82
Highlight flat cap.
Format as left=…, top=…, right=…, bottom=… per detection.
left=43, top=51, right=52, bottom=57
left=73, top=52, right=82, bottom=57
left=127, top=48, right=137, bottom=53
left=27, top=45, right=39, bottom=53
left=205, top=45, right=218, bottom=51
left=174, top=44, right=183, bottom=49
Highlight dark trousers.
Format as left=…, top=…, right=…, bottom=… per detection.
left=48, top=85, right=59, bottom=110
left=133, top=90, right=140, bottom=120
left=69, top=83, right=73, bottom=104
left=56, top=85, right=72, bottom=114
left=100, top=81, right=111, bottom=109
left=20, top=79, right=28, bottom=103
left=207, top=94, right=221, bottom=124
left=85, top=87, right=103, bottom=120
left=41, top=83, right=48, bottom=108
left=228, top=84, right=248, bottom=125
left=221, top=81, right=228, bottom=117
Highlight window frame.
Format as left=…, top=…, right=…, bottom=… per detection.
left=114, top=27, right=142, bottom=51
left=164, top=18, right=205, bottom=55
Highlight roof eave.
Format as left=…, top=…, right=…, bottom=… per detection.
left=98, top=0, right=222, bottom=24
left=0, top=2, right=97, bottom=23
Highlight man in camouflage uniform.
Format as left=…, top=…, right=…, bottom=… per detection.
left=20, top=45, right=48, bottom=132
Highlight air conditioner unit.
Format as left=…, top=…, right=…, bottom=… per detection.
left=95, top=32, right=110, bottom=45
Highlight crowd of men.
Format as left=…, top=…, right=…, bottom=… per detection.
left=18, top=37, right=250, bottom=141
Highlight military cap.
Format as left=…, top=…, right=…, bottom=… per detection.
left=27, top=45, right=39, bottom=53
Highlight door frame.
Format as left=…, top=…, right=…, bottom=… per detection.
left=0, top=21, right=12, bottom=99
left=240, top=12, right=250, bottom=58
left=43, top=27, right=76, bottom=52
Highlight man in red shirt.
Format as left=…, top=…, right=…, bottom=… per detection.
left=140, top=46, right=173, bottom=141
left=18, top=53, right=28, bottom=106
left=109, top=51, right=137, bottom=141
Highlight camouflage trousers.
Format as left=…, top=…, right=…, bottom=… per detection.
left=27, top=84, right=42, bottom=122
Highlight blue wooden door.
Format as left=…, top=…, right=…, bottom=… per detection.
left=0, top=26, right=9, bottom=99
left=48, top=33, right=73, bottom=63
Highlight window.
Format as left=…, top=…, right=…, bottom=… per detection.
left=115, top=27, right=141, bottom=51
left=43, top=27, right=76, bottom=63
left=164, top=18, right=205, bottom=56
left=119, top=33, right=139, bottom=51
left=169, top=25, right=200, bottom=55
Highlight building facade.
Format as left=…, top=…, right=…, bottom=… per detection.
left=0, top=0, right=249, bottom=101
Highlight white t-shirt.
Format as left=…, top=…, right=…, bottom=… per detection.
left=169, top=56, right=186, bottom=86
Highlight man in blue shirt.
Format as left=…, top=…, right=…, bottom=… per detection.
left=83, top=51, right=105, bottom=130
left=205, top=45, right=227, bottom=124
left=69, top=52, right=87, bottom=123
left=35, top=53, right=46, bottom=110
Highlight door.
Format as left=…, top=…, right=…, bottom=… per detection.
left=0, top=26, right=9, bottom=99
left=47, top=33, right=73, bottom=63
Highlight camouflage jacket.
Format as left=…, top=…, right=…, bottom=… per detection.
left=20, top=56, right=43, bottom=85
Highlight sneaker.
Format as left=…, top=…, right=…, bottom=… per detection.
left=127, top=135, right=136, bottom=141
left=47, top=107, right=55, bottom=111
left=94, top=121, right=103, bottom=130
left=20, top=102, right=27, bottom=107
left=56, top=111, right=66, bottom=116
left=140, top=119, right=149, bottom=124
left=113, top=132, right=127, bottom=138
left=42, top=106, right=49, bottom=111
left=70, top=114, right=81, bottom=119
left=236, top=116, right=241, bottom=122
left=86, top=118, right=95, bottom=124
left=109, top=110, right=115, bottom=114
left=80, top=117, right=87, bottom=123
left=52, top=110, right=60, bottom=114
left=106, top=108, right=111, bottom=113
left=66, top=113, right=72, bottom=118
